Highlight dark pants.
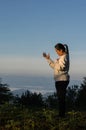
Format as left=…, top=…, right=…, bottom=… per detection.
left=55, top=81, right=69, bottom=117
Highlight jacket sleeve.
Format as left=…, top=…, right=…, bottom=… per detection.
left=46, top=55, right=67, bottom=71
left=47, top=58, right=55, bottom=69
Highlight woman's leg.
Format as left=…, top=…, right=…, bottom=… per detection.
left=55, top=81, right=69, bottom=117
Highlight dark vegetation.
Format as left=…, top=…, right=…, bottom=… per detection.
left=0, top=77, right=86, bottom=130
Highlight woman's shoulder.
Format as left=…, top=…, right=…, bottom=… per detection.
left=60, top=54, right=69, bottom=61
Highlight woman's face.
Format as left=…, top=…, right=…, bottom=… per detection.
left=55, top=48, right=64, bottom=56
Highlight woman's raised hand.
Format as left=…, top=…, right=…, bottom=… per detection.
left=43, top=52, right=50, bottom=59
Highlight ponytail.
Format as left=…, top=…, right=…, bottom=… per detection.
left=64, top=44, right=69, bottom=54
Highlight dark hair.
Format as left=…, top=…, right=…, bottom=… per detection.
left=55, top=43, right=65, bottom=52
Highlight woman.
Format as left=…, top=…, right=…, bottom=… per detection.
left=43, top=43, right=70, bottom=118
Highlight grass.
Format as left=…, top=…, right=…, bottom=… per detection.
left=0, top=104, right=86, bottom=130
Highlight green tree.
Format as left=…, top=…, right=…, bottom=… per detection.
left=66, top=85, right=79, bottom=110
left=77, top=77, right=86, bottom=110
left=20, top=90, right=44, bottom=108
left=0, top=78, right=13, bottom=104
left=45, top=92, right=58, bottom=108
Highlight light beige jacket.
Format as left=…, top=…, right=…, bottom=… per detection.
left=47, top=54, right=70, bottom=81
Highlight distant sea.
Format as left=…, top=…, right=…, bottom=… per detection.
left=1, top=74, right=82, bottom=95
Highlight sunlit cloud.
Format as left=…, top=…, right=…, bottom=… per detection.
left=70, top=54, right=86, bottom=80
left=0, top=56, right=52, bottom=76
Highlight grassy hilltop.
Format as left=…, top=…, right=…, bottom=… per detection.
left=0, top=104, right=86, bottom=130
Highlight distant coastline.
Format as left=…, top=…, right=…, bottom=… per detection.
left=0, top=74, right=82, bottom=96
left=10, top=79, right=82, bottom=97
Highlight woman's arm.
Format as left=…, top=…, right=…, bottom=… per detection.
left=43, top=52, right=55, bottom=69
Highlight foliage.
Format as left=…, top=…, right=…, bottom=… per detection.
left=66, top=85, right=79, bottom=111
left=77, top=77, right=86, bottom=110
left=45, top=92, right=58, bottom=108
left=0, top=104, right=86, bottom=130
left=0, top=79, right=13, bottom=104
left=16, top=90, right=44, bottom=108
left=0, top=77, right=86, bottom=129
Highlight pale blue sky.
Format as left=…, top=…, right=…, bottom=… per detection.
left=0, top=0, right=86, bottom=89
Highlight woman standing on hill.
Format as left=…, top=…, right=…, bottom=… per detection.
left=43, top=43, right=70, bottom=118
